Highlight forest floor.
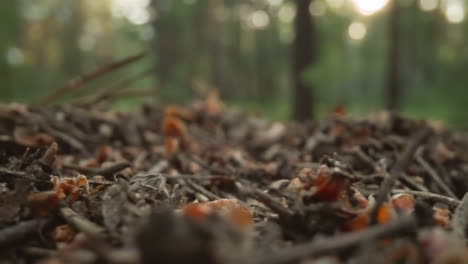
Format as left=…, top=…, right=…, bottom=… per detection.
left=1, top=92, right=468, bottom=264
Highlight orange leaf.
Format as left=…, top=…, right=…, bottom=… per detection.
left=183, top=203, right=211, bottom=221
left=15, top=133, right=54, bottom=148
left=183, top=199, right=253, bottom=229
left=332, top=105, right=347, bottom=117
left=343, top=204, right=392, bottom=231
left=164, top=137, right=180, bottom=156
left=391, top=194, right=415, bottom=213
left=162, top=116, right=188, bottom=141
left=304, top=165, right=351, bottom=202
left=28, top=190, right=64, bottom=217
left=433, top=207, right=451, bottom=228
left=96, top=146, right=112, bottom=163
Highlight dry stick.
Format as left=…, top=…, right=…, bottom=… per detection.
left=370, top=128, right=433, bottom=224
left=185, top=154, right=233, bottom=175
left=184, top=179, right=222, bottom=201
left=392, top=189, right=460, bottom=208
left=355, top=148, right=380, bottom=172
left=38, top=121, right=88, bottom=153
left=59, top=207, right=105, bottom=237
left=40, top=142, right=58, bottom=166
left=399, top=172, right=429, bottom=192
left=415, top=147, right=458, bottom=199
left=0, top=167, right=50, bottom=184
left=257, top=215, right=416, bottom=264
left=162, top=173, right=234, bottom=181
left=34, top=51, right=147, bottom=106
left=248, top=187, right=295, bottom=218
left=63, top=161, right=132, bottom=180
left=73, top=67, right=155, bottom=106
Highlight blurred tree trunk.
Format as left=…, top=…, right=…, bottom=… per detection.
left=385, top=0, right=401, bottom=111
left=228, top=4, right=243, bottom=100
left=293, top=0, right=316, bottom=121
left=62, top=0, right=83, bottom=77
left=151, top=0, right=180, bottom=90
left=208, top=0, right=224, bottom=92
left=0, top=1, right=21, bottom=100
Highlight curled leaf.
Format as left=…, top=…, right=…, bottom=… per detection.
left=303, top=164, right=351, bottom=202
left=28, top=190, right=64, bottom=217
left=164, top=137, right=180, bottom=156
left=183, top=199, right=253, bottom=230
left=343, top=204, right=393, bottom=231
left=15, top=132, right=54, bottom=148
left=162, top=116, right=188, bottom=141
left=391, top=193, right=415, bottom=213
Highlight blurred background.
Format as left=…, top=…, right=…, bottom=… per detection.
left=1, top=0, right=467, bottom=127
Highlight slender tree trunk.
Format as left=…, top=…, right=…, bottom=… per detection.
left=386, top=0, right=401, bottom=111
left=151, top=0, right=179, bottom=89
left=208, top=0, right=224, bottom=91
left=0, top=1, right=21, bottom=99
left=62, top=0, right=83, bottom=77
left=293, top=0, right=316, bottom=121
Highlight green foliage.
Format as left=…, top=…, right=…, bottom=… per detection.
left=2, top=0, right=468, bottom=128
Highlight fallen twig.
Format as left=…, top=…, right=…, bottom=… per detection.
left=72, top=67, right=155, bottom=106
left=59, top=207, right=105, bottom=237
left=257, top=215, right=416, bottom=264
left=247, top=186, right=294, bottom=219
left=63, top=161, right=132, bottom=180
left=38, top=120, right=88, bottom=153
left=371, top=127, right=433, bottom=224
left=0, top=167, right=50, bottom=184
left=415, top=147, right=457, bottom=199
left=392, top=189, right=460, bottom=208
left=34, top=51, right=147, bottom=106
left=184, top=179, right=222, bottom=201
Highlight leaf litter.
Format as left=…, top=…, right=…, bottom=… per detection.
left=0, top=95, right=468, bottom=263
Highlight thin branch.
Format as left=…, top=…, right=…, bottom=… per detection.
left=72, top=67, right=155, bottom=106
left=37, top=119, right=88, bottom=153
left=34, top=51, right=147, bottom=106
left=184, top=179, right=222, bottom=201
left=0, top=167, right=50, bottom=184
left=59, top=207, right=105, bottom=237
left=392, top=189, right=460, bottom=208
left=415, top=147, right=457, bottom=199
left=63, top=161, right=132, bottom=180
left=257, top=216, right=415, bottom=264
left=370, top=127, right=433, bottom=224
left=247, top=186, right=294, bottom=219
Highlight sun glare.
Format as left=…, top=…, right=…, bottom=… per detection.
left=351, top=0, right=390, bottom=16
left=445, top=0, right=465, bottom=24
left=111, top=0, right=151, bottom=25
left=419, top=0, right=438, bottom=12
left=348, top=21, right=367, bottom=41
